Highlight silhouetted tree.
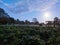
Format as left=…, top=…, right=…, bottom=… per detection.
left=46, top=21, right=53, bottom=27
left=20, top=21, right=25, bottom=24
left=32, top=18, right=39, bottom=24
left=16, top=19, right=20, bottom=24
left=9, top=17, right=15, bottom=24
left=25, top=20, right=30, bottom=24
left=0, top=8, right=5, bottom=13
left=54, top=17, right=59, bottom=27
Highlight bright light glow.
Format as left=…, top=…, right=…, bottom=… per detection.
left=42, top=12, right=51, bottom=22
left=44, top=12, right=50, bottom=18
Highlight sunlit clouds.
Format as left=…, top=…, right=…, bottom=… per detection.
left=0, top=0, right=59, bottom=22
left=0, top=0, right=58, bottom=14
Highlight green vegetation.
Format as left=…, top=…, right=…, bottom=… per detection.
left=0, top=26, right=60, bottom=45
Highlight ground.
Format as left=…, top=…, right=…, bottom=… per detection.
left=0, top=26, right=60, bottom=45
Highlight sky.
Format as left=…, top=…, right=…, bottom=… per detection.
left=0, top=0, right=60, bottom=23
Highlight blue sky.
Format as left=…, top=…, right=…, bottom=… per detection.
left=0, top=0, right=60, bottom=23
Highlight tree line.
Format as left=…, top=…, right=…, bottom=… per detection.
left=0, top=8, right=39, bottom=25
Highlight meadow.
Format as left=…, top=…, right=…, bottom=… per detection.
left=0, top=26, right=60, bottom=45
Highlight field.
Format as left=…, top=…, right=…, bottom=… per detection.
left=0, top=26, right=60, bottom=45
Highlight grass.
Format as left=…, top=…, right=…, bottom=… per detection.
left=0, top=26, right=60, bottom=45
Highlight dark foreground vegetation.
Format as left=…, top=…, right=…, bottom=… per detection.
left=0, top=26, right=60, bottom=45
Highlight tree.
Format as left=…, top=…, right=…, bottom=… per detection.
left=0, top=8, right=5, bottom=13
left=0, top=8, right=11, bottom=24
left=32, top=18, right=39, bottom=24
left=16, top=19, right=20, bottom=24
left=20, top=21, right=25, bottom=24
left=0, top=8, right=10, bottom=18
left=25, top=20, right=30, bottom=24
left=54, top=17, right=59, bottom=27
left=46, top=21, right=53, bottom=27
left=9, top=17, right=15, bottom=24
left=0, top=17, right=8, bottom=24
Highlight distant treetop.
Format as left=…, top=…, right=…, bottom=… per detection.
left=0, top=8, right=5, bottom=13
left=0, top=8, right=10, bottom=18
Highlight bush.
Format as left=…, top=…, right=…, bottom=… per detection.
left=0, top=26, right=60, bottom=45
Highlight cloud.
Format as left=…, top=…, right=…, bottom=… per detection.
left=28, top=0, right=58, bottom=11
left=0, top=0, right=59, bottom=14
left=0, top=0, right=13, bottom=8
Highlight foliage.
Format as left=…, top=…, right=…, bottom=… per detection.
left=0, top=26, right=60, bottom=45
